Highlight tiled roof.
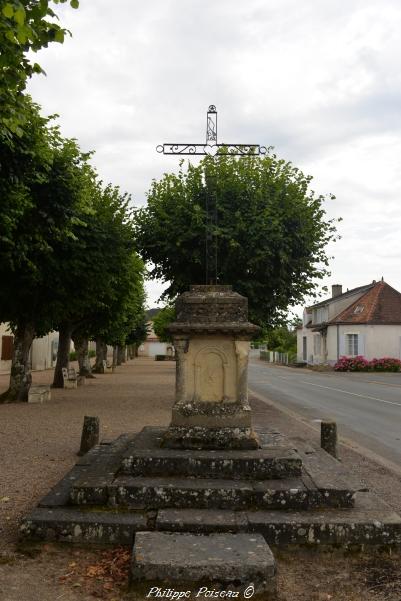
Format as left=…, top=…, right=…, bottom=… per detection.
left=306, top=283, right=375, bottom=310
left=328, top=281, right=401, bottom=324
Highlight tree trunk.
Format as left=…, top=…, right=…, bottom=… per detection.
left=0, top=322, right=35, bottom=403
left=112, top=345, right=118, bottom=368
left=116, top=345, right=123, bottom=366
left=53, top=321, right=72, bottom=388
left=93, top=337, right=106, bottom=373
left=121, top=345, right=126, bottom=363
left=72, top=334, right=94, bottom=378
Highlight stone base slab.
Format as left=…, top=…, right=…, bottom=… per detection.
left=21, top=493, right=401, bottom=547
left=130, top=532, right=277, bottom=597
left=155, top=493, right=401, bottom=546
left=170, top=399, right=253, bottom=428
left=161, top=425, right=260, bottom=450
left=108, top=474, right=354, bottom=510
left=122, top=427, right=302, bottom=480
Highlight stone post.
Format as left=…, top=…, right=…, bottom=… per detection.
left=321, top=420, right=338, bottom=458
left=78, top=416, right=99, bottom=456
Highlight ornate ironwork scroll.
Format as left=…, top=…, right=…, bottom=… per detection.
left=156, top=143, right=267, bottom=156
left=156, top=106, right=267, bottom=156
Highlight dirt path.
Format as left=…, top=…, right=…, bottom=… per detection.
left=0, top=358, right=400, bottom=601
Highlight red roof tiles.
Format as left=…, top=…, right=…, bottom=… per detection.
left=329, top=281, right=401, bottom=325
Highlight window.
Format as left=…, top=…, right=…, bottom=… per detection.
left=346, top=334, right=358, bottom=356
left=302, top=337, right=307, bottom=361
left=354, top=305, right=364, bottom=314
left=1, top=335, right=14, bottom=361
left=313, top=335, right=321, bottom=355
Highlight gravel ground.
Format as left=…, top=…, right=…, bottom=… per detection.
left=0, top=357, right=400, bottom=601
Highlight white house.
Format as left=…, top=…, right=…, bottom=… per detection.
left=138, top=321, right=173, bottom=358
left=0, top=323, right=59, bottom=374
left=297, top=280, right=401, bottom=365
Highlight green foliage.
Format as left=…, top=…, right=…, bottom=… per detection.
left=65, top=183, right=146, bottom=348
left=0, top=0, right=79, bottom=139
left=265, top=325, right=297, bottom=354
left=135, top=152, right=338, bottom=328
left=152, top=305, right=176, bottom=343
left=126, top=315, right=149, bottom=348
left=0, top=97, right=146, bottom=355
left=0, top=98, right=95, bottom=336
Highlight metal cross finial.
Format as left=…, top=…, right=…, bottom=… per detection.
left=156, top=105, right=267, bottom=156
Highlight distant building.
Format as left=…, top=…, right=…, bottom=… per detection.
left=297, top=280, right=401, bottom=365
left=0, top=323, right=59, bottom=374
left=138, top=320, right=173, bottom=358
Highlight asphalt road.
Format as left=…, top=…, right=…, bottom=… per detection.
left=249, top=357, right=401, bottom=467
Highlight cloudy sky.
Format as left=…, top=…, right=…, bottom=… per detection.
left=27, top=0, right=401, bottom=312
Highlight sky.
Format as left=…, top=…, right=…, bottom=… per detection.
left=27, top=0, right=401, bottom=313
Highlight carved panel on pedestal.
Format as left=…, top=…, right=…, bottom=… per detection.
left=194, top=347, right=227, bottom=402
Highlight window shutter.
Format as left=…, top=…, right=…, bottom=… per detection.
left=339, top=334, right=345, bottom=356
left=358, top=333, right=365, bottom=357
left=1, top=335, right=14, bottom=361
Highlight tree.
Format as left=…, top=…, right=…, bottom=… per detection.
left=265, top=324, right=297, bottom=354
left=49, top=183, right=145, bottom=385
left=152, top=306, right=176, bottom=343
left=0, top=100, right=92, bottom=402
left=134, top=152, right=338, bottom=328
left=0, top=0, right=79, bottom=140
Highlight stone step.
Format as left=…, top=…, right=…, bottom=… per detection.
left=70, top=474, right=354, bottom=510
left=20, top=493, right=401, bottom=547
left=155, top=492, right=401, bottom=545
left=122, top=426, right=302, bottom=480
left=122, top=446, right=302, bottom=480
left=130, top=532, right=277, bottom=598
left=20, top=507, right=148, bottom=545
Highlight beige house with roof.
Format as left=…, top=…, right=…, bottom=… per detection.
left=297, top=280, right=401, bottom=365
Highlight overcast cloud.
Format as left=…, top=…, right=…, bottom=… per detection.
left=27, top=0, right=401, bottom=312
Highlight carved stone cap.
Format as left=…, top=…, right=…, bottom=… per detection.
left=168, top=284, right=261, bottom=338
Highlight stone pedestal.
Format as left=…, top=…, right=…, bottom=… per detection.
left=161, top=285, right=260, bottom=450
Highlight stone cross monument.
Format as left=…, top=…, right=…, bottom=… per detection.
left=162, top=284, right=260, bottom=450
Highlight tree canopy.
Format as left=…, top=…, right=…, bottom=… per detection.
left=1, top=0, right=79, bottom=140
left=134, top=152, right=338, bottom=328
left=152, top=305, right=176, bottom=343
left=0, top=98, right=146, bottom=399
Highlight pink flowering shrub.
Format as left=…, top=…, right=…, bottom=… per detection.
left=334, top=356, right=370, bottom=371
left=370, top=357, right=401, bottom=372
left=334, top=356, right=401, bottom=372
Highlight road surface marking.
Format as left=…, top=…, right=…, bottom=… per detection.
left=299, top=380, right=401, bottom=407
left=251, top=369, right=401, bottom=406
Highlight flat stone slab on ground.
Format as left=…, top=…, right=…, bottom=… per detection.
left=131, top=532, right=276, bottom=596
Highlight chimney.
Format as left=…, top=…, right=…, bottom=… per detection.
left=332, top=284, right=342, bottom=298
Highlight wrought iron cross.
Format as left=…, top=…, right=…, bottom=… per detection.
left=156, top=106, right=267, bottom=283
left=156, top=105, right=267, bottom=157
